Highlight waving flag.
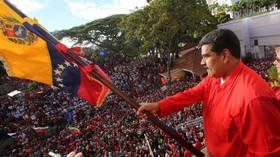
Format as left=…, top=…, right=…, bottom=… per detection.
left=0, top=0, right=110, bottom=106
left=32, top=126, right=49, bottom=133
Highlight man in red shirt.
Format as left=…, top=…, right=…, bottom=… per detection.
left=137, top=29, right=280, bottom=157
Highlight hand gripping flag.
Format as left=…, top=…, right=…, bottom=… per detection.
left=0, top=0, right=110, bottom=106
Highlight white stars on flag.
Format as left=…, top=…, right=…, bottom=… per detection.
left=64, top=60, right=71, bottom=67
left=58, top=64, right=65, bottom=71
left=54, top=69, right=62, bottom=75
left=53, top=59, right=79, bottom=89
left=56, top=77, right=62, bottom=82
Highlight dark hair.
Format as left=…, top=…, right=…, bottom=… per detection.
left=197, top=29, right=241, bottom=59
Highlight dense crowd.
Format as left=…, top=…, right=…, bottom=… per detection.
left=0, top=54, right=274, bottom=157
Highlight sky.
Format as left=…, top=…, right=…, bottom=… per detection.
left=9, top=0, right=148, bottom=32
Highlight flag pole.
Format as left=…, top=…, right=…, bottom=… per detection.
left=144, top=134, right=154, bottom=157
left=4, top=1, right=204, bottom=156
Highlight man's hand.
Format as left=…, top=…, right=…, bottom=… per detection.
left=137, top=102, right=160, bottom=118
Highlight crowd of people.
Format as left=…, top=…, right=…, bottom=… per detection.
left=137, top=28, right=280, bottom=157
left=0, top=51, right=276, bottom=156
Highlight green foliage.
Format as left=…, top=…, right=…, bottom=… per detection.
left=230, top=0, right=279, bottom=17
left=209, top=2, right=232, bottom=24
left=53, top=0, right=217, bottom=60
left=53, top=14, right=128, bottom=57
left=209, top=2, right=230, bottom=13
left=267, top=66, right=280, bottom=87
left=121, top=0, right=217, bottom=57
left=119, top=0, right=217, bottom=80
left=216, top=12, right=232, bottom=24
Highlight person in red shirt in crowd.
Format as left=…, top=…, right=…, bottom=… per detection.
left=184, top=149, right=192, bottom=157
left=194, top=139, right=202, bottom=151
left=273, top=47, right=280, bottom=101
left=137, top=29, right=280, bottom=157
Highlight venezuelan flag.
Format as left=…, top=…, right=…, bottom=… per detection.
left=33, top=126, right=49, bottom=133
left=0, top=0, right=110, bottom=106
left=68, top=126, right=80, bottom=134
left=0, top=0, right=52, bottom=85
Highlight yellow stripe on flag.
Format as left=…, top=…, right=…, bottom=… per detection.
left=0, top=1, right=53, bottom=85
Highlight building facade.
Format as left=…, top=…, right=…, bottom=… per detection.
left=218, top=10, right=280, bottom=58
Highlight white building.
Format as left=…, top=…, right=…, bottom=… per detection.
left=218, top=10, right=280, bottom=58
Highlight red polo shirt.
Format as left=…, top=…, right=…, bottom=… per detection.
left=158, top=61, right=280, bottom=157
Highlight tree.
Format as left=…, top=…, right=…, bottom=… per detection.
left=54, top=0, right=217, bottom=71
left=209, top=2, right=232, bottom=24
left=121, top=0, right=217, bottom=81
left=123, top=0, right=216, bottom=56
left=53, top=14, right=129, bottom=58
left=119, top=8, right=150, bottom=57
left=229, top=0, right=279, bottom=18
left=216, top=12, right=232, bottom=24
left=263, top=0, right=275, bottom=11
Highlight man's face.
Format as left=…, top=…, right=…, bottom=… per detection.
left=273, top=48, right=280, bottom=74
left=200, top=44, right=225, bottom=78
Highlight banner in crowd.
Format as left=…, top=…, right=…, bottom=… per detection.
left=32, top=126, right=49, bottom=133
left=68, top=126, right=80, bottom=134
left=0, top=0, right=110, bottom=106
